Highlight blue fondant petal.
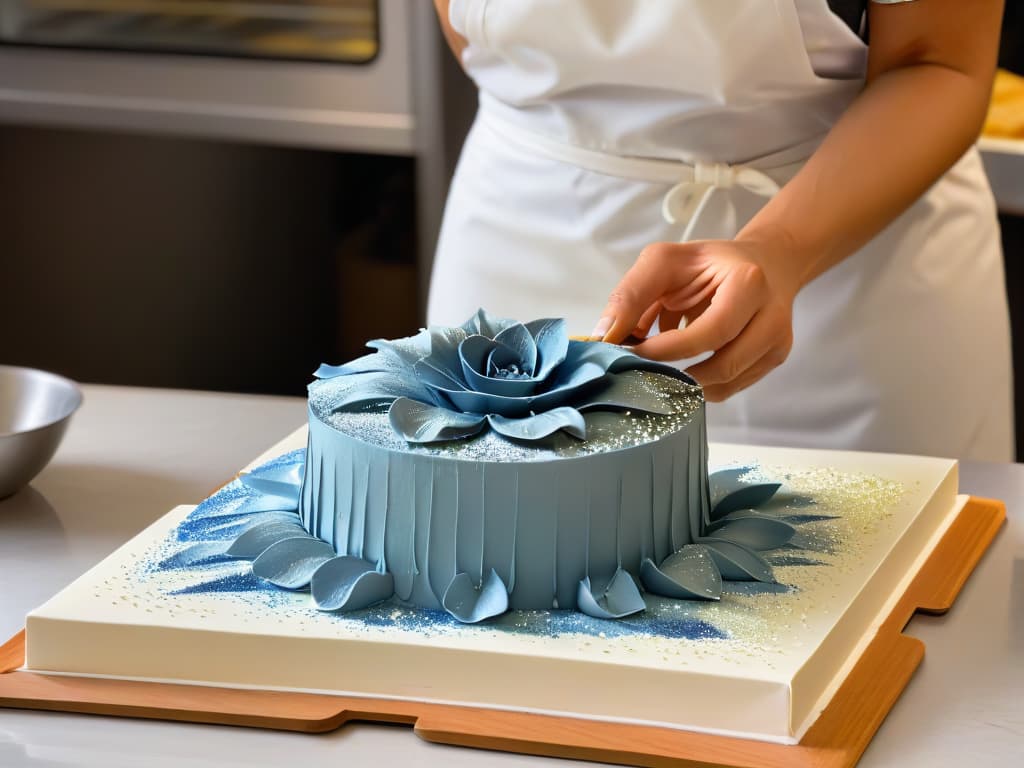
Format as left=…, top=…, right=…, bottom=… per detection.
left=245, top=459, right=303, bottom=483
left=366, top=328, right=432, bottom=368
left=525, top=318, right=569, bottom=380
left=460, top=308, right=517, bottom=338
left=193, top=510, right=300, bottom=541
left=434, top=387, right=531, bottom=418
left=706, top=512, right=797, bottom=550
left=388, top=397, right=487, bottom=443
left=252, top=536, right=336, bottom=589
left=414, top=359, right=469, bottom=391
left=330, top=371, right=434, bottom=412
left=576, top=568, right=646, bottom=619
left=459, top=335, right=540, bottom=397
left=487, top=407, right=586, bottom=441
left=311, top=556, right=395, bottom=611
left=314, top=353, right=390, bottom=379
left=639, top=545, right=722, bottom=600
left=426, top=326, right=469, bottom=381
left=493, top=323, right=538, bottom=374
left=226, top=520, right=310, bottom=558
left=709, top=467, right=782, bottom=520
left=238, top=465, right=302, bottom=503
left=574, top=370, right=676, bottom=415
left=235, top=494, right=300, bottom=515
left=711, top=484, right=783, bottom=520
left=441, top=569, right=509, bottom=623
left=550, top=341, right=689, bottom=388
left=700, top=539, right=776, bottom=582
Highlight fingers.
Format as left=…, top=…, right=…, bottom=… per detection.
left=658, top=307, right=685, bottom=335
left=701, top=345, right=788, bottom=401
left=597, top=242, right=699, bottom=343
left=630, top=265, right=767, bottom=362
left=633, top=301, right=663, bottom=339
left=685, top=307, right=791, bottom=387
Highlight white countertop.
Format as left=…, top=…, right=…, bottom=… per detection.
left=1, top=384, right=1021, bottom=767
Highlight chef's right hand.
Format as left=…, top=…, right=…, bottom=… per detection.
left=592, top=238, right=802, bottom=402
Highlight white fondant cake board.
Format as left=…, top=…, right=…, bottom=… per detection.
left=21, top=435, right=965, bottom=746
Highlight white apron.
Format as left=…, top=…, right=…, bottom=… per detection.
left=429, top=0, right=1014, bottom=461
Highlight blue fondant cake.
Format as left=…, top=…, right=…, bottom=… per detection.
left=230, top=310, right=797, bottom=623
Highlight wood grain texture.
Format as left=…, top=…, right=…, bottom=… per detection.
left=0, top=497, right=1005, bottom=768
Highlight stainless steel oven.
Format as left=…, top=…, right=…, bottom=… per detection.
left=0, top=0, right=476, bottom=307
left=0, top=0, right=452, bottom=155
left=0, top=0, right=380, bottom=64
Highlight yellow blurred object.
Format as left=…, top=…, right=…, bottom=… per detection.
left=984, top=69, right=1024, bottom=139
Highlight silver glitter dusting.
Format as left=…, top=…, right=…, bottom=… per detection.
left=311, top=372, right=703, bottom=463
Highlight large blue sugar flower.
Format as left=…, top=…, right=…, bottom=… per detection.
left=316, top=308, right=694, bottom=443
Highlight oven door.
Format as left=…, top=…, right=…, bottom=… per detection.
left=0, top=0, right=421, bottom=154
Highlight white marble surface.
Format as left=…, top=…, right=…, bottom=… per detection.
left=1, top=385, right=1022, bottom=767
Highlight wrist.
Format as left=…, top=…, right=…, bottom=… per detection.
left=734, top=223, right=814, bottom=302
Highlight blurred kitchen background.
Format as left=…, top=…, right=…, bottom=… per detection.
left=1, top=1, right=1023, bottom=453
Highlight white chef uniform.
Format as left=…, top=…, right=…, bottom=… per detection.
left=427, top=0, right=1014, bottom=461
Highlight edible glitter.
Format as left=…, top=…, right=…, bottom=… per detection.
left=311, top=372, right=703, bottom=463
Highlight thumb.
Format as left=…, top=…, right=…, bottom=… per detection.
left=594, top=243, right=682, bottom=343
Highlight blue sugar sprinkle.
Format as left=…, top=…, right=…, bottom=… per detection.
left=249, top=449, right=305, bottom=474
left=171, top=571, right=265, bottom=595
left=156, top=543, right=233, bottom=571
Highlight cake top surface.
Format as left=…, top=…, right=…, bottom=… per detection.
left=311, top=371, right=702, bottom=462
left=309, top=308, right=703, bottom=461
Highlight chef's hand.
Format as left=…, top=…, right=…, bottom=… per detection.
left=592, top=239, right=802, bottom=402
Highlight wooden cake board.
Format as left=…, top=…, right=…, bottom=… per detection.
left=0, top=497, right=1005, bottom=768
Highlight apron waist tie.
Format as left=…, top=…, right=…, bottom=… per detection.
left=477, top=100, right=810, bottom=242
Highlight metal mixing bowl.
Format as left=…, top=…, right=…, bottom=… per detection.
left=0, top=366, right=83, bottom=499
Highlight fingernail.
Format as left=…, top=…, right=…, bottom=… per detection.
left=590, top=316, right=613, bottom=340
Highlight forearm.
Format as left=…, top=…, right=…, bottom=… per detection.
left=741, top=41, right=998, bottom=292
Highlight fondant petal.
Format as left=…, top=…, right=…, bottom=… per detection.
left=460, top=308, right=517, bottom=338
left=493, top=323, right=538, bottom=374
left=441, top=569, right=509, bottom=623
left=414, top=359, right=469, bottom=391
left=238, top=464, right=302, bottom=502
left=388, top=397, right=487, bottom=443
left=235, top=494, right=300, bottom=516
left=700, top=539, right=776, bottom=583
left=426, top=326, right=469, bottom=381
left=187, top=510, right=299, bottom=541
left=437, top=387, right=533, bottom=418
left=549, top=341, right=690, bottom=388
left=576, top=568, right=646, bottom=619
left=706, top=512, right=797, bottom=550
left=226, top=520, right=310, bottom=558
left=314, top=352, right=391, bottom=379
left=709, top=467, right=782, bottom=520
left=526, top=318, right=569, bottom=380
left=311, top=556, right=395, bottom=611
left=330, top=371, right=434, bottom=412
left=639, top=545, right=722, bottom=600
left=460, top=335, right=540, bottom=397
left=252, top=536, right=336, bottom=589
left=487, top=407, right=586, bottom=441
left=575, top=370, right=676, bottom=415
left=366, top=328, right=432, bottom=368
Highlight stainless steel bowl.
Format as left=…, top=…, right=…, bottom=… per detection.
left=0, top=366, right=83, bottom=499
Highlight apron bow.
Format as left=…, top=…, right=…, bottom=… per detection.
left=661, top=161, right=782, bottom=242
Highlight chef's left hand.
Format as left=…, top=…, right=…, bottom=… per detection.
left=593, top=238, right=802, bottom=402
